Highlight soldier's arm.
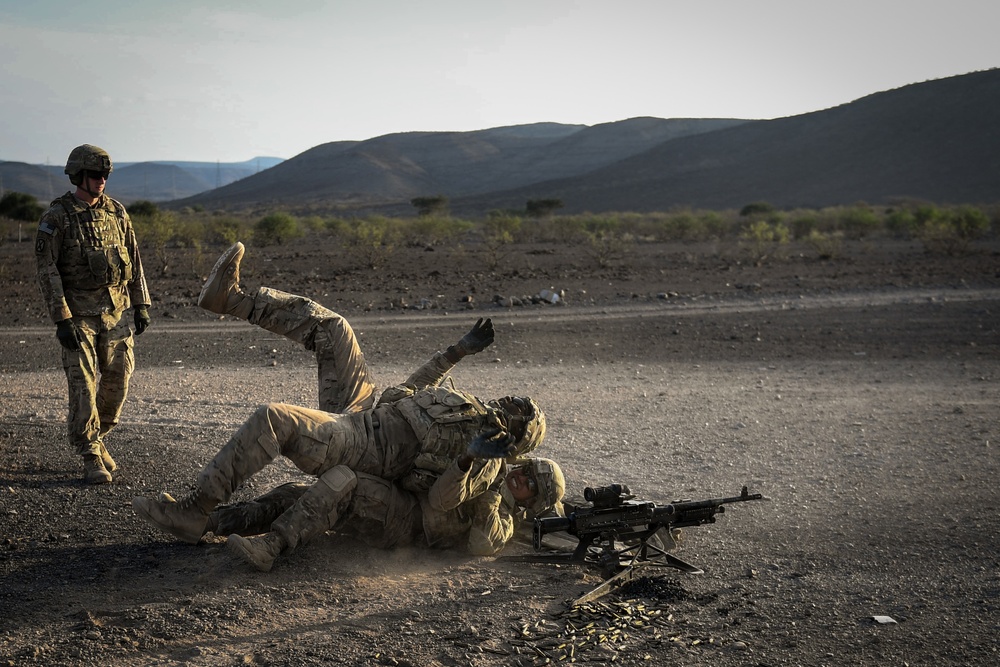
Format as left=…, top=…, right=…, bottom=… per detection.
left=466, top=491, right=515, bottom=556
left=427, top=456, right=503, bottom=512
left=397, top=318, right=496, bottom=391
left=34, top=210, right=72, bottom=323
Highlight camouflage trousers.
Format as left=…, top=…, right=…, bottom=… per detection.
left=209, top=469, right=424, bottom=551
left=195, top=402, right=421, bottom=508
left=247, top=287, right=377, bottom=414
left=62, top=311, right=134, bottom=457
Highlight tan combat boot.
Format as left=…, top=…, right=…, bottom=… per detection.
left=132, top=491, right=217, bottom=544
left=227, top=532, right=288, bottom=572
left=99, top=442, right=117, bottom=473
left=83, top=454, right=112, bottom=485
left=198, top=242, right=252, bottom=317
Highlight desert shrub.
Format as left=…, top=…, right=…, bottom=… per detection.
left=482, top=213, right=521, bottom=269
left=0, top=191, right=44, bottom=222
left=584, top=230, right=633, bottom=268
left=787, top=211, right=820, bottom=239
left=741, top=220, right=790, bottom=264
left=301, top=215, right=327, bottom=234
left=345, top=218, right=399, bottom=269
left=411, top=196, right=449, bottom=216
left=205, top=215, right=252, bottom=245
left=917, top=205, right=990, bottom=255
left=254, top=212, right=303, bottom=246
left=404, top=215, right=473, bottom=246
left=133, top=208, right=178, bottom=275
left=838, top=206, right=880, bottom=240
left=128, top=200, right=159, bottom=218
left=740, top=201, right=776, bottom=218
left=805, top=229, right=844, bottom=259
left=885, top=209, right=918, bottom=238
left=525, top=198, right=564, bottom=218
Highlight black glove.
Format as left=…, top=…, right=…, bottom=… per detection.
left=467, top=427, right=516, bottom=459
left=133, top=306, right=151, bottom=335
left=55, top=319, right=81, bottom=351
left=455, top=317, right=494, bottom=357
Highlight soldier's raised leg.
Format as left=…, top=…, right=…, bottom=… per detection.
left=198, top=242, right=376, bottom=413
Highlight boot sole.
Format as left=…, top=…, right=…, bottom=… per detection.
left=132, top=497, right=204, bottom=544
left=227, top=534, right=275, bottom=572
left=198, top=242, right=245, bottom=313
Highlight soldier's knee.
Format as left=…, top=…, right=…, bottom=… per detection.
left=318, top=465, right=357, bottom=495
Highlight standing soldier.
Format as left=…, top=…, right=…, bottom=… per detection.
left=35, top=144, right=151, bottom=484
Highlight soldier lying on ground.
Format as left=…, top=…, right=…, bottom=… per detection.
left=133, top=242, right=550, bottom=548
left=178, top=446, right=564, bottom=571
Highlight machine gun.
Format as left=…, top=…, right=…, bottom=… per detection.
left=501, top=484, right=765, bottom=605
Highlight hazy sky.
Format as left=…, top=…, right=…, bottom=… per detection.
left=2, top=0, right=997, bottom=165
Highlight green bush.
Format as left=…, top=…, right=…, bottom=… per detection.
left=917, top=205, right=990, bottom=255
left=405, top=215, right=473, bottom=246
left=741, top=220, right=790, bottom=263
left=805, top=229, right=844, bottom=259
left=254, top=212, right=303, bottom=246
left=838, top=206, right=880, bottom=240
left=740, top=201, right=776, bottom=218
left=0, top=191, right=44, bottom=222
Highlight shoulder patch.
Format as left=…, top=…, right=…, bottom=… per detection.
left=38, top=221, right=56, bottom=235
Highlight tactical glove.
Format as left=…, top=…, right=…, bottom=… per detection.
left=133, top=306, right=151, bottom=335
left=55, top=319, right=81, bottom=351
left=467, top=427, right=516, bottom=459
left=447, top=317, right=494, bottom=361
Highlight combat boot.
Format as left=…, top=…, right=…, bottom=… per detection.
left=99, top=442, right=117, bottom=473
left=132, top=490, right=217, bottom=544
left=157, top=491, right=219, bottom=535
left=83, top=454, right=112, bottom=485
left=198, top=242, right=253, bottom=318
left=227, top=532, right=288, bottom=572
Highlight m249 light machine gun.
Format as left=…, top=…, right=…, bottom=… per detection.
left=501, top=484, right=765, bottom=605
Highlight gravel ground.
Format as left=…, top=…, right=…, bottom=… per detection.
left=1, top=236, right=998, bottom=666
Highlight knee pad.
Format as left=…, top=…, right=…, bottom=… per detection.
left=318, top=464, right=358, bottom=495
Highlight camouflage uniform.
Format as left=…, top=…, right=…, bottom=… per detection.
left=35, top=190, right=150, bottom=460
left=132, top=243, right=549, bottom=555
left=213, top=457, right=517, bottom=557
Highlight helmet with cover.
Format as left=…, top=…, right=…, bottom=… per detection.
left=64, top=144, right=113, bottom=186
left=491, top=396, right=546, bottom=458
left=523, top=457, right=565, bottom=514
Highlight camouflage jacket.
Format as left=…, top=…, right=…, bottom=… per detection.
left=35, top=191, right=150, bottom=322
left=420, top=458, right=513, bottom=555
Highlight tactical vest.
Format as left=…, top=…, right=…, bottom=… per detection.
left=394, top=386, right=504, bottom=482
left=54, top=194, right=134, bottom=291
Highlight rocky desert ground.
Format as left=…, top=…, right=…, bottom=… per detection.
left=1, top=234, right=998, bottom=666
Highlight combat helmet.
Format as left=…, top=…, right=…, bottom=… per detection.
left=524, top=457, right=565, bottom=514
left=491, top=396, right=546, bottom=458
left=64, top=144, right=113, bottom=185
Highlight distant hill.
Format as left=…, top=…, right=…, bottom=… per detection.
left=168, top=119, right=747, bottom=212
left=455, top=68, right=1000, bottom=213
left=0, top=157, right=284, bottom=205
left=5, top=69, right=997, bottom=215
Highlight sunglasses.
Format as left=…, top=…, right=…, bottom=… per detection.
left=85, top=170, right=110, bottom=180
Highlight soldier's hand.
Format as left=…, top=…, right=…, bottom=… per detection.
left=456, top=317, right=494, bottom=356
left=467, top=427, right=516, bottom=459
left=55, top=319, right=81, bottom=351
left=133, top=306, right=151, bottom=335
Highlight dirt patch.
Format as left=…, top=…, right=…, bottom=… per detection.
left=1, top=236, right=999, bottom=666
